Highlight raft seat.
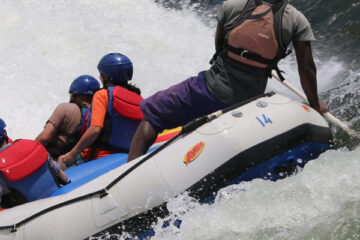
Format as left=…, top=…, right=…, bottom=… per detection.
left=51, top=153, right=128, bottom=196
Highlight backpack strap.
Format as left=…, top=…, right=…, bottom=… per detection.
left=210, top=0, right=255, bottom=65
left=73, top=102, right=91, bottom=135
left=225, top=45, right=276, bottom=65
left=270, top=0, right=291, bottom=80
left=225, top=0, right=290, bottom=80
left=272, top=0, right=288, bottom=55
left=248, top=7, right=272, bottom=19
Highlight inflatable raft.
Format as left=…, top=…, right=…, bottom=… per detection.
left=0, top=93, right=333, bottom=239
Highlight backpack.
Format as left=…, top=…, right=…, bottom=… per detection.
left=222, top=0, right=290, bottom=79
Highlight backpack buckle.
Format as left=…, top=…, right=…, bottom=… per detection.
left=240, top=50, right=249, bottom=59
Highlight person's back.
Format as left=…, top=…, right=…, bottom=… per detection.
left=40, top=102, right=83, bottom=157
left=36, top=75, right=100, bottom=159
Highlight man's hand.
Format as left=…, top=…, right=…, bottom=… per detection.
left=311, top=100, right=329, bottom=115
left=57, top=152, right=76, bottom=170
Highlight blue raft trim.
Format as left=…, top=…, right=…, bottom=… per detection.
left=51, top=146, right=159, bottom=197
left=51, top=153, right=128, bottom=197
left=1, top=162, right=59, bottom=202
left=202, top=141, right=331, bottom=204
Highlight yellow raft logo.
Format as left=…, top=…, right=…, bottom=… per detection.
left=184, top=141, right=205, bottom=165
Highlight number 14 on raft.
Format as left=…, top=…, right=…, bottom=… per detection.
left=256, top=114, right=273, bottom=127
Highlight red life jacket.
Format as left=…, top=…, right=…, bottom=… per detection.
left=111, top=86, right=144, bottom=120
left=0, top=140, right=47, bottom=182
left=0, top=139, right=59, bottom=202
left=95, top=86, right=143, bottom=154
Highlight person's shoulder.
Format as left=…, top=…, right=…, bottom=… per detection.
left=92, top=88, right=109, bottom=107
left=284, top=3, right=310, bottom=23
left=220, top=0, right=248, bottom=11
left=51, top=103, right=80, bottom=118
left=283, top=3, right=315, bottom=42
left=93, top=88, right=108, bottom=98
left=284, top=4, right=301, bottom=15
left=218, top=0, right=248, bottom=23
left=220, top=0, right=248, bottom=13
left=222, top=0, right=247, bottom=6
left=55, top=102, right=78, bottom=111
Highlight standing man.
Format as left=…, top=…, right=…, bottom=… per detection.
left=36, top=75, right=100, bottom=161
left=127, top=0, right=328, bottom=161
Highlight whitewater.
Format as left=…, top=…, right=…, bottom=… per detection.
left=0, top=0, right=359, bottom=239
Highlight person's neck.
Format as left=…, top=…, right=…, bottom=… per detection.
left=0, top=141, right=8, bottom=150
left=77, top=100, right=91, bottom=107
left=72, top=95, right=92, bottom=107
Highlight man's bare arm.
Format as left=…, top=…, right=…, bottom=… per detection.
left=293, top=40, right=328, bottom=114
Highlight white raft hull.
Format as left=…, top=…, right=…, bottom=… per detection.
left=0, top=93, right=332, bottom=239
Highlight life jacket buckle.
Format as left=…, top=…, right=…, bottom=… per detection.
left=240, top=50, right=249, bottom=59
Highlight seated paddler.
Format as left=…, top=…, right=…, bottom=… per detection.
left=0, top=117, right=68, bottom=208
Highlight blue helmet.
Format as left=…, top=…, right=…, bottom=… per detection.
left=69, top=75, right=100, bottom=95
left=97, top=53, right=133, bottom=84
left=0, top=118, right=6, bottom=142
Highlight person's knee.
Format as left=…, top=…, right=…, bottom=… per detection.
left=128, top=119, right=157, bottom=161
left=133, top=119, right=157, bottom=147
left=141, top=120, right=157, bottom=142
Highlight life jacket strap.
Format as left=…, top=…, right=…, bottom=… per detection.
left=73, top=102, right=91, bottom=134
left=225, top=44, right=276, bottom=65
left=267, top=48, right=292, bottom=81
left=248, top=7, right=272, bottom=19
left=271, top=65, right=285, bottom=81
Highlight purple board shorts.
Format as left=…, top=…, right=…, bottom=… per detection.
left=140, top=71, right=228, bottom=132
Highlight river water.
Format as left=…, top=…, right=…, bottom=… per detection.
left=0, top=0, right=359, bottom=239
